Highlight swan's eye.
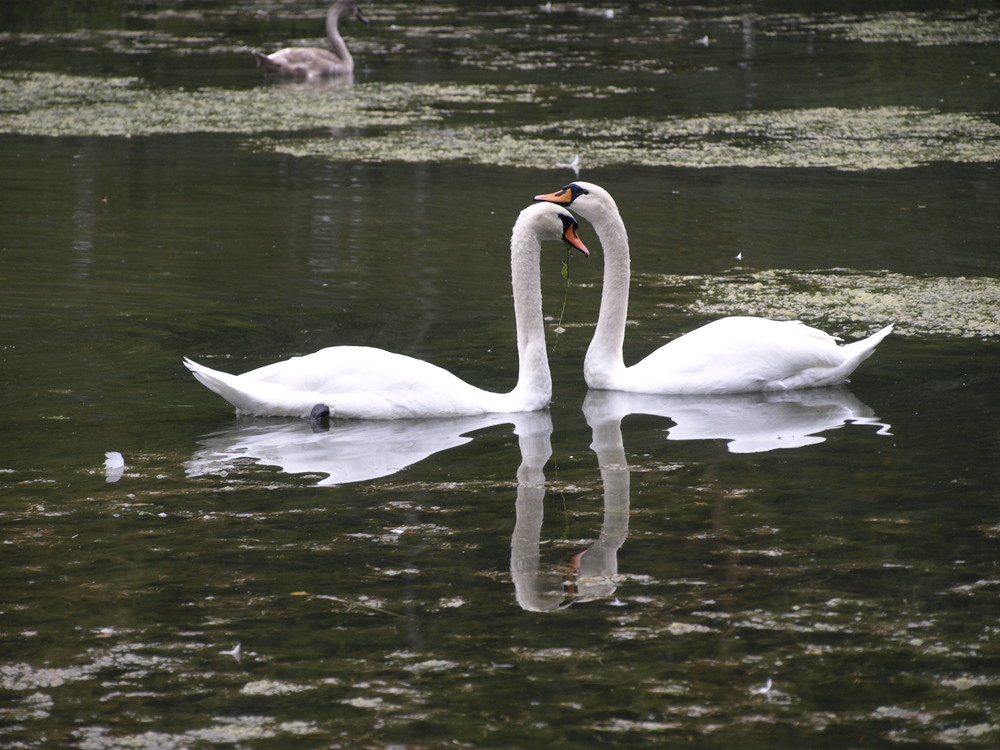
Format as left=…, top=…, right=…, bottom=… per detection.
left=556, top=182, right=590, bottom=203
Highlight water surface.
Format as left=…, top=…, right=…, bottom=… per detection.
left=2, top=1, right=998, bottom=747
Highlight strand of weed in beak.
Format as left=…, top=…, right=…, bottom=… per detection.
left=553, top=244, right=575, bottom=344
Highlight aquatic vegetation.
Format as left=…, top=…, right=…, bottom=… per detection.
left=3, top=72, right=997, bottom=170
left=240, top=679, right=314, bottom=696
left=0, top=72, right=608, bottom=137
left=0, top=28, right=240, bottom=55
left=795, top=10, right=1000, bottom=45
left=269, top=107, right=1000, bottom=170
left=675, top=269, right=1000, bottom=338
left=74, top=717, right=321, bottom=748
left=0, top=72, right=424, bottom=136
left=0, top=662, right=90, bottom=690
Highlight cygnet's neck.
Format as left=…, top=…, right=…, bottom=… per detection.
left=326, top=4, right=353, bottom=68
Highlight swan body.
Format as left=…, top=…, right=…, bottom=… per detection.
left=252, top=0, right=369, bottom=77
left=185, top=202, right=589, bottom=419
left=534, top=181, right=892, bottom=394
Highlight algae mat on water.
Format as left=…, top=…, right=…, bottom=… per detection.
left=271, top=109, right=1000, bottom=171
left=783, top=9, right=1000, bottom=45
left=2, top=72, right=1000, bottom=171
left=0, top=72, right=606, bottom=137
left=654, top=269, right=1000, bottom=339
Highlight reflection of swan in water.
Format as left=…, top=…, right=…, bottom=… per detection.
left=582, top=386, right=891, bottom=454
left=511, top=406, right=630, bottom=611
left=509, top=387, right=890, bottom=610
left=186, top=412, right=533, bottom=486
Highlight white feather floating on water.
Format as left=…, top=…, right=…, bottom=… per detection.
left=104, top=451, right=125, bottom=483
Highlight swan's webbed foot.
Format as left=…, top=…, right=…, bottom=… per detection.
left=309, top=403, right=331, bottom=432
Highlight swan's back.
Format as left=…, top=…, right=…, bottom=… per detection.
left=254, top=48, right=345, bottom=76
left=188, top=348, right=531, bottom=419
left=610, top=318, right=893, bottom=394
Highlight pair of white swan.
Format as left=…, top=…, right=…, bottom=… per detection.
left=185, top=184, right=892, bottom=419
left=253, top=0, right=369, bottom=77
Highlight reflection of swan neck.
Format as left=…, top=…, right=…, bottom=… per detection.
left=585, top=200, right=630, bottom=386
left=326, top=2, right=352, bottom=68
left=511, top=416, right=557, bottom=612
left=590, top=416, right=631, bottom=554
left=509, top=216, right=551, bottom=408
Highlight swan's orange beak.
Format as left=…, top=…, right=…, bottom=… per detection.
left=562, top=221, right=590, bottom=257
left=535, top=187, right=573, bottom=205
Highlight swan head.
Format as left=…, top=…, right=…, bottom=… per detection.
left=533, top=181, right=617, bottom=223
left=336, top=0, right=370, bottom=24
left=518, top=202, right=590, bottom=257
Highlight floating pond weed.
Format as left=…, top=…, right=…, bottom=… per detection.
left=679, top=270, right=1000, bottom=338
left=3, top=73, right=998, bottom=170
left=266, top=108, right=1000, bottom=170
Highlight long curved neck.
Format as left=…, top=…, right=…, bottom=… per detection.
left=508, top=225, right=551, bottom=407
left=325, top=3, right=352, bottom=67
left=589, top=414, right=630, bottom=563
left=586, top=204, right=630, bottom=384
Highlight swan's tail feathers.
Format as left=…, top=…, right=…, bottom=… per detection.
left=843, top=324, right=894, bottom=360
left=183, top=357, right=323, bottom=418
left=251, top=51, right=277, bottom=72
left=837, top=323, right=894, bottom=380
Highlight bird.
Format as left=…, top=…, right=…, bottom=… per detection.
left=533, top=181, right=893, bottom=394
left=555, top=154, right=581, bottom=179
left=252, top=0, right=369, bottom=77
left=184, top=203, right=589, bottom=419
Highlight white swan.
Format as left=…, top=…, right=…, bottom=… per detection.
left=534, top=181, right=893, bottom=394
left=184, top=202, right=589, bottom=419
left=252, top=0, right=369, bottom=77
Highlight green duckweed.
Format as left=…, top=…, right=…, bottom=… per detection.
left=669, top=269, right=1000, bottom=338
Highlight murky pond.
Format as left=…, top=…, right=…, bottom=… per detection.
left=2, top=1, right=998, bottom=747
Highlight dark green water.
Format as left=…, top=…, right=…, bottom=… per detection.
left=2, top=2, right=998, bottom=747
